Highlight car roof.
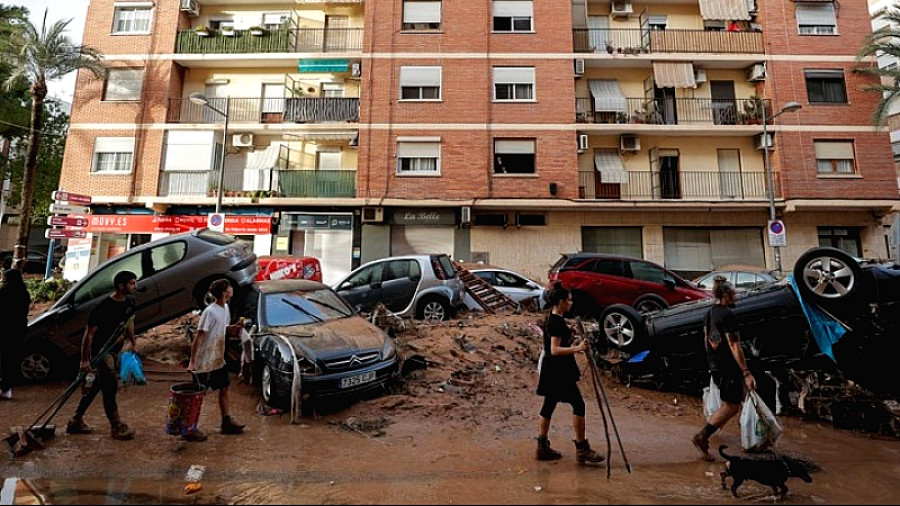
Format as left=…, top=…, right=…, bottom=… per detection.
left=562, top=253, right=644, bottom=262
left=255, top=280, right=330, bottom=293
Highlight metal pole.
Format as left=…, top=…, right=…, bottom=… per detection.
left=215, top=97, right=230, bottom=215
left=44, top=239, right=56, bottom=279
left=762, top=105, right=782, bottom=274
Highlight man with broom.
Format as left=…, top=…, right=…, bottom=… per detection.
left=66, top=271, right=139, bottom=441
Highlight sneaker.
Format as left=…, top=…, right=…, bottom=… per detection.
left=181, top=429, right=208, bottom=443
left=66, top=417, right=94, bottom=435
left=111, top=423, right=136, bottom=441
left=0, top=389, right=11, bottom=400
left=221, top=417, right=245, bottom=435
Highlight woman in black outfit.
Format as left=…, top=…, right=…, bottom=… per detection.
left=0, top=269, right=31, bottom=399
left=535, top=282, right=604, bottom=463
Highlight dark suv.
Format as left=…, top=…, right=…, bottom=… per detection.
left=548, top=253, right=710, bottom=316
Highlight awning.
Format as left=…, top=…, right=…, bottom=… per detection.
left=589, top=80, right=627, bottom=113
left=298, top=59, right=350, bottom=73
left=594, top=150, right=629, bottom=184
left=285, top=130, right=358, bottom=142
left=653, top=62, right=697, bottom=89
left=699, top=0, right=751, bottom=21
left=247, top=143, right=283, bottom=170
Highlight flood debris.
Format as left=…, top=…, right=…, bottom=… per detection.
left=184, top=465, right=205, bottom=496
left=332, top=416, right=392, bottom=438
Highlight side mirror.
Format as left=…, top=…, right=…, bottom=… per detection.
left=664, top=279, right=676, bottom=291
left=339, top=282, right=351, bottom=291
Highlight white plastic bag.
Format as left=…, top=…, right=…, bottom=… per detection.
left=740, top=391, right=783, bottom=452
left=703, top=377, right=722, bottom=421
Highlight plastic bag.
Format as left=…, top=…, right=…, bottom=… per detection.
left=703, top=377, right=722, bottom=421
left=740, top=391, right=783, bottom=452
left=119, top=351, right=146, bottom=386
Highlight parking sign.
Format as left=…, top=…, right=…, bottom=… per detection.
left=208, top=213, right=226, bottom=233
left=768, top=220, right=787, bottom=248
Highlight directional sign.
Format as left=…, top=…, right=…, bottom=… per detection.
left=768, top=220, right=787, bottom=248
left=48, top=216, right=89, bottom=228
left=49, top=203, right=91, bottom=215
left=52, top=191, right=92, bottom=205
left=45, top=228, right=88, bottom=240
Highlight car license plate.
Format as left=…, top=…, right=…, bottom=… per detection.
left=341, top=371, right=377, bottom=389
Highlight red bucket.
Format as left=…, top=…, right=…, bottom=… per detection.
left=165, top=382, right=205, bottom=436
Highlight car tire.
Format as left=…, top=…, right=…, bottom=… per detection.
left=261, top=361, right=289, bottom=409
left=19, top=345, right=64, bottom=383
left=634, top=296, right=668, bottom=315
left=793, top=247, right=863, bottom=309
left=417, top=296, right=451, bottom=323
left=600, top=304, right=649, bottom=354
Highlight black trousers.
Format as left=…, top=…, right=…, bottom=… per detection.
left=0, top=348, right=17, bottom=391
left=74, top=353, right=120, bottom=425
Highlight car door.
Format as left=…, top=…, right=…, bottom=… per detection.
left=589, top=259, right=639, bottom=307
left=145, top=241, right=191, bottom=325
left=336, top=262, right=384, bottom=313
left=493, top=271, right=538, bottom=303
left=381, top=259, right=421, bottom=313
left=627, top=260, right=680, bottom=305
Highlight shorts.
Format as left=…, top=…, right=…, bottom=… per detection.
left=196, top=367, right=231, bottom=391
left=712, top=372, right=745, bottom=406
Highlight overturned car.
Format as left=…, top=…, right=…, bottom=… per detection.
left=594, top=247, right=900, bottom=403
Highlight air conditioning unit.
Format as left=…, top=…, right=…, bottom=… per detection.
left=754, top=133, right=774, bottom=150
left=575, top=59, right=586, bottom=77
left=620, top=134, right=641, bottom=153
left=611, top=0, right=634, bottom=19
left=694, top=69, right=708, bottom=85
left=180, top=0, right=199, bottom=17
left=747, top=0, right=758, bottom=15
left=233, top=133, right=254, bottom=148
left=361, top=207, right=384, bottom=223
left=747, top=63, right=766, bottom=82
left=351, top=62, right=362, bottom=79
left=460, top=206, right=472, bottom=226
left=577, top=134, right=589, bottom=153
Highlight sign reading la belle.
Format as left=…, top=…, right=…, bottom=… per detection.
left=393, top=208, right=457, bottom=226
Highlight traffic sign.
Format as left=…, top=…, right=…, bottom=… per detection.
left=208, top=213, right=226, bottom=233
left=45, top=228, right=88, bottom=240
left=768, top=220, right=787, bottom=248
left=49, top=203, right=91, bottom=215
left=48, top=216, right=89, bottom=228
left=52, top=191, right=92, bottom=205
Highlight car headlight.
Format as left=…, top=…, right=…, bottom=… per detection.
left=295, top=356, right=321, bottom=375
left=382, top=339, right=397, bottom=361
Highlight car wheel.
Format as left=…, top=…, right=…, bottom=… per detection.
left=794, top=247, right=863, bottom=307
left=19, top=346, right=62, bottom=383
left=600, top=304, right=648, bottom=353
left=261, top=362, right=288, bottom=409
left=634, top=297, right=667, bottom=315
left=417, top=296, right=451, bottom=323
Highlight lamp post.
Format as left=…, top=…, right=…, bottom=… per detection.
left=190, top=92, right=230, bottom=214
left=761, top=100, right=802, bottom=274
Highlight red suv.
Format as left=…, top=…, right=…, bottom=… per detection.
left=548, top=253, right=711, bottom=315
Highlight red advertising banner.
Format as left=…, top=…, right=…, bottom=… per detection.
left=86, top=215, right=271, bottom=235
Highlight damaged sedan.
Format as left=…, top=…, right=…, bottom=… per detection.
left=240, top=281, right=400, bottom=414
left=594, top=247, right=900, bottom=404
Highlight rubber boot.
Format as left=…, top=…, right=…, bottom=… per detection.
left=535, top=436, right=563, bottom=461
left=221, top=416, right=245, bottom=435
left=111, top=423, right=135, bottom=441
left=692, top=431, right=713, bottom=461
left=575, top=440, right=605, bottom=464
left=66, top=417, right=93, bottom=435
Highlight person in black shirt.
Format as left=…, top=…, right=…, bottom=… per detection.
left=0, top=269, right=31, bottom=399
left=67, top=271, right=139, bottom=441
left=692, top=276, right=757, bottom=459
left=535, top=282, right=605, bottom=464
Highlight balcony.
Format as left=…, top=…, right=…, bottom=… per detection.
left=576, top=98, right=767, bottom=126
left=573, top=28, right=764, bottom=55
left=158, top=168, right=357, bottom=199
left=577, top=171, right=778, bottom=201
left=159, top=170, right=216, bottom=198
left=167, top=97, right=360, bottom=124
left=175, top=27, right=363, bottom=54
left=277, top=170, right=357, bottom=198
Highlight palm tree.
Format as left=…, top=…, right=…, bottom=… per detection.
left=1, top=11, right=103, bottom=269
left=857, top=9, right=900, bottom=127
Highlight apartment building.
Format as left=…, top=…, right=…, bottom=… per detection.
left=58, top=0, right=898, bottom=283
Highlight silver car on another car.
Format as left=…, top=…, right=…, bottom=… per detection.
left=333, top=254, right=465, bottom=323
left=21, top=229, right=258, bottom=382
left=463, top=268, right=546, bottom=311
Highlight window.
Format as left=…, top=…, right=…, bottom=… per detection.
left=818, top=227, right=861, bottom=258
left=397, top=139, right=441, bottom=175
left=385, top=260, right=421, bottom=282
left=629, top=261, right=672, bottom=285
left=593, top=259, right=627, bottom=278
left=583, top=227, right=643, bottom=259
left=92, top=137, right=135, bottom=173
left=104, top=68, right=144, bottom=101
left=399, top=66, right=441, bottom=100
left=815, top=141, right=856, bottom=174
left=649, top=15, right=668, bottom=31
left=493, top=67, right=535, bottom=101
left=209, top=19, right=235, bottom=30
left=495, top=271, right=528, bottom=288
left=344, top=263, right=383, bottom=289
left=796, top=2, right=837, bottom=35
left=316, top=148, right=342, bottom=171
left=322, top=82, right=345, bottom=98
left=402, top=1, right=441, bottom=30
left=493, top=0, right=533, bottom=32
left=112, top=5, right=152, bottom=34
left=494, top=139, right=535, bottom=174
left=150, top=242, right=187, bottom=273
left=73, top=251, right=145, bottom=305
left=805, top=70, right=847, bottom=104
left=735, top=272, right=762, bottom=290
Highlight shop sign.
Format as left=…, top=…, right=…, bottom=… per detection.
left=64, top=236, right=94, bottom=281
left=289, top=214, right=353, bottom=231
left=392, top=209, right=457, bottom=226
left=86, top=215, right=272, bottom=235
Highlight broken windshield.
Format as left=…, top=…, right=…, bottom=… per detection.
left=266, top=289, right=353, bottom=327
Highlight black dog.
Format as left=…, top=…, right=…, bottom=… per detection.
left=719, top=446, right=813, bottom=498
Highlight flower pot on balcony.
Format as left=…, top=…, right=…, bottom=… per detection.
left=249, top=26, right=267, bottom=36
left=221, top=28, right=236, bottom=37
left=195, top=26, right=211, bottom=37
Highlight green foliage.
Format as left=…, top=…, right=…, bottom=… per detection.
left=856, top=9, right=900, bottom=127
left=0, top=3, right=30, bottom=138
left=26, top=277, right=72, bottom=303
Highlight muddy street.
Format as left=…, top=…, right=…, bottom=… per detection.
left=2, top=314, right=900, bottom=505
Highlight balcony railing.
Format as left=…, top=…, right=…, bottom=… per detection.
left=575, top=98, right=768, bottom=126
left=577, top=171, right=778, bottom=201
left=167, top=97, right=360, bottom=124
left=175, top=27, right=363, bottom=54
left=573, top=28, right=764, bottom=54
left=159, top=170, right=215, bottom=197
left=159, top=168, right=356, bottom=199
left=277, top=170, right=357, bottom=198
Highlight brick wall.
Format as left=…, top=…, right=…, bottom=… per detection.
left=758, top=0, right=875, bottom=57
left=70, top=61, right=184, bottom=125
left=59, top=129, right=165, bottom=199
left=81, top=0, right=181, bottom=55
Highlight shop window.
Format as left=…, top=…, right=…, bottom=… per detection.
left=112, top=4, right=152, bottom=34
left=474, top=214, right=507, bottom=227
left=402, top=1, right=441, bottom=30
left=818, top=227, right=861, bottom=258
left=493, top=0, right=533, bottom=32
left=805, top=70, right=847, bottom=104
left=815, top=141, right=856, bottom=175
left=494, top=139, right=535, bottom=174
left=582, top=227, right=643, bottom=259
left=493, top=67, right=535, bottom=101
left=104, top=68, right=144, bottom=101
left=150, top=242, right=187, bottom=273
left=516, top=214, right=546, bottom=226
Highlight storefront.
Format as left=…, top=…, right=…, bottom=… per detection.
left=280, top=213, right=354, bottom=285
left=390, top=208, right=459, bottom=256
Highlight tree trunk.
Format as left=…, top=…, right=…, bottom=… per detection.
left=13, top=80, right=47, bottom=270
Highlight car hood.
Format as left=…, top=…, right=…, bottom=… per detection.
left=268, top=316, right=387, bottom=358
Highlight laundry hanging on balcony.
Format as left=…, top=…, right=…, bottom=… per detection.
left=298, top=58, right=350, bottom=73
left=698, top=0, right=751, bottom=21
left=243, top=143, right=284, bottom=192
left=589, top=80, right=627, bottom=113
left=653, top=62, right=697, bottom=89
left=594, top=150, right=629, bottom=184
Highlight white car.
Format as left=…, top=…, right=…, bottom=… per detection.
left=464, top=269, right=546, bottom=311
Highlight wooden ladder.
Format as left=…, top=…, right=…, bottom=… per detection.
left=453, top=263, right=520, bottom=314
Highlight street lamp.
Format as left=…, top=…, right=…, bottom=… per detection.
left=761, top=100, right=802, bottom=274
left=190, top=92, right=230, bottom=214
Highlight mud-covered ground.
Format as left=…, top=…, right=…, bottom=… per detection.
left=2, top=313, right=900, bottom=504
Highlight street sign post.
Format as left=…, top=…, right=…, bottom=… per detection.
left=768, top=220, right=787, bottom=248
left=49, top=203, right=91, bottom=216
left=51, top=191, right=92, bottom=205
left=208, top=213, right=226, bottom=233
left=46, top=191, right=92, bottom=279
left=48, top=216, right=89, bottom=228
left=45, top=229, right=88, bottom=240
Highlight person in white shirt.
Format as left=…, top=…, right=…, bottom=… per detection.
left=186, top=279, right=245, bottom=441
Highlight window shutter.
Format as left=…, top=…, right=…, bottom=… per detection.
left=796, top=2, right=836, bottom=26
left=400, top=67, right=442, bottom=87
left=495, top=139, right=535, bottom=154
left=493, top=67, right=535, bottom=85
left=805, top=69, right=843, bottom=80
left=94, top=137, right=136, bottom=154
left=493, top=0, right=533, bottom=18
left=403, top=1, right=442, bottom=24
left=398, top=141, right=441, bottom=158
left=163, top=131, right=216, bottom=171
left=815, top=141, right=854, bottom=160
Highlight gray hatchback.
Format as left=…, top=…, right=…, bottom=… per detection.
left=21, top=230, right=258, bottom=382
